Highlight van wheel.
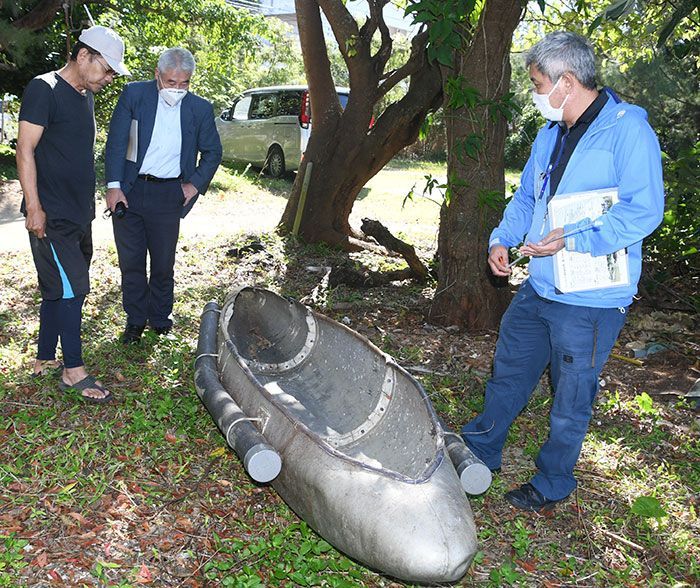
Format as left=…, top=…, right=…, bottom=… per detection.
left=266, top=146, right=285, bottom=178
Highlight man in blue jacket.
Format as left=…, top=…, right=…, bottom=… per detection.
left=105, top=47, right=222, bottom=344
left=461, top=31, right=664, bottom=512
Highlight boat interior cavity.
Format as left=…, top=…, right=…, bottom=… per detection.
left=226, top=288, right=439, bottom=477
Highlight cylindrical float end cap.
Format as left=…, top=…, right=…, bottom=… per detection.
left=243, top=444, right=282, bottom=483
left=203, top=300, right=220, bottom=312
left=460, top=462, right=492, bottom=496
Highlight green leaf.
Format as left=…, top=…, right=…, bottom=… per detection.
left=631, top=496, right=667, bottom=519
left=455, top=133, right=483, bottom=162
left=634, top=392, right=655, bottom=415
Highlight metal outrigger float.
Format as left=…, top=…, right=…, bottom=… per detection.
left=195, top=287, right=489, bottom=584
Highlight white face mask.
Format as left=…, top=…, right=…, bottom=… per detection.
left=160, top=87, right=187, bottom=107
left=532, top=77, right=569, bottom=121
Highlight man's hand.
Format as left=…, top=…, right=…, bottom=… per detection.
left=181, top=182, right=198, bottom=207
left=519, top=227, right=565, bottom=258
left=25, top=205, right=47, bottom=239
left=488, top=245, right=511, bottom=277
left=106, top=187, right=128, bottom=212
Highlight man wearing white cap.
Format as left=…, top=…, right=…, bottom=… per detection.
left=16, top=26, right=129, bottom=403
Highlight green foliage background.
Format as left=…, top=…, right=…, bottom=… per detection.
left=1, top=0, right=307, bottom=129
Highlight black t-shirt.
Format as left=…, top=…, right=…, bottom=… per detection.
left=19, top=72, right=97, bottom=224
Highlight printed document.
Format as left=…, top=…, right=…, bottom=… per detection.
left=548, top=187, right=629, bottom=293
left=126, top=119, right=138, bottom=163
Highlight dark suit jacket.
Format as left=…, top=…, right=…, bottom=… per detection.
left=104, top=79, right=222, bottom=217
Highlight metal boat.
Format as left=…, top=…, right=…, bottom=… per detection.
left=196, top=287, right=481, bottom=583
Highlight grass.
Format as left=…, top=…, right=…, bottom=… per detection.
left=0, top=145, right=16, bottom=182
left=1, top=160, right=699, bottom=587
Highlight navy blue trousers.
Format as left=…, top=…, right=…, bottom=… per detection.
left=462, top=280, right=627, bottom=500
left=37, top=296, right=85, bottom=368
left=112, top=178, right=183, bottom=329
left=29, top=220, right=92, bottom=368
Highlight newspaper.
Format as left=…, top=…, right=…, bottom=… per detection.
left=548, top=187, right=629, bottom=293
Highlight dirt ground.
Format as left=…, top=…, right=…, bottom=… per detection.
left=0, top=179, right=285, bottom=252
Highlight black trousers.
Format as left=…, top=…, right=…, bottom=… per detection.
left=113, top=178, right=183, bottom=329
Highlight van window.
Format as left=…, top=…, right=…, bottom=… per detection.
left=277, top=91, right=303, bottom=116
left=232, top=96, right=251, bottom=120
left=249, top=93, right=277, bottom=120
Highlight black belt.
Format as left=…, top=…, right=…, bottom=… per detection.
left=137, top=174, right=181, bottom=183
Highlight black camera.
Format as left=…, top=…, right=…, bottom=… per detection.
left=113, top=201, right=127, bottom=219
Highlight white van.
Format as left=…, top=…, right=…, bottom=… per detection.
left=216, top=85, right=350, bottom=177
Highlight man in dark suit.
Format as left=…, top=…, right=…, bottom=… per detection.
left=105, top=47, right=222, bottom=344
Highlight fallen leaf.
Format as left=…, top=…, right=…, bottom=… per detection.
left=209, top=446, right=227, bottom=458
left=135, top=563, right=153, bottom=584
left=175, top=516, right=194, bottom=533
left=59, top=481, right=78, bottom=494
left=67, top=512, right=90, bottom=526
left=47, top=569, right=61, bottom=582
left=516, top=558, right=538, bottom=573
left=165, top=432, right=178, bottom=443
left=33, top=552, right=49, bottom=567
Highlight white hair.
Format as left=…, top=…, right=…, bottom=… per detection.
left=526, top=31, right=597, bottom=89
left=157, top=47, right=196, bottom=75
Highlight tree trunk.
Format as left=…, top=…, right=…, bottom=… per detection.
left=279, top=68, right=443, bottom=249
left=429, top=0, right=523, bottom=330
left=278, top=1, right=443, bottom=250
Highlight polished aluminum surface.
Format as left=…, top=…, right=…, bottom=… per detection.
left=216, top=287, right=477, bottom=583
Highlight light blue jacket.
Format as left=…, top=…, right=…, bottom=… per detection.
left=490, top=90, right=664, bottom=308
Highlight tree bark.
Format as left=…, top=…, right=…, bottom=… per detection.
left=10, top=0, right=64, bottom=32
left=429, top=0, right=524, bottom=330
left=361, top=218, right=429, bottom=281
left=279, top=1, right=443, bottom=251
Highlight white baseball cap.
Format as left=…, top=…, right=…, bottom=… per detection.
left=78, top=26, right=130, bottom=76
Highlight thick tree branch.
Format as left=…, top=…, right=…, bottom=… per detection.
left=361, top=218, right=429, bottom=281
left=9, top=0, right=115, bottom=32
left=358, top=10, right=378, bottom=42
left=369, top=0, right=393, bottom=77
left=377, top=30, right=429, bottom=99
left=10, top=0, right=63, bottom=31
left=317, top=0, right=359, bottom=58
left=296, top=0, right=343, bottom=130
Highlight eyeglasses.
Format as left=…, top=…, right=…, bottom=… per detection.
left=93, top=55, right=116, bottom=76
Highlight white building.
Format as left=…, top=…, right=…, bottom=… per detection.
left=226, top=0, right=417, bottom=37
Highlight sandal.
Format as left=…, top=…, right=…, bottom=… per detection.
left=32, top=361, right=64, bottom=379
left=58, top=375, right=113, bottom=404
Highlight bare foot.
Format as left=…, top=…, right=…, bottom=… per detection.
left=62, top=366, right=112, bottom=402
left=33, top=359, right=63, bottom=376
